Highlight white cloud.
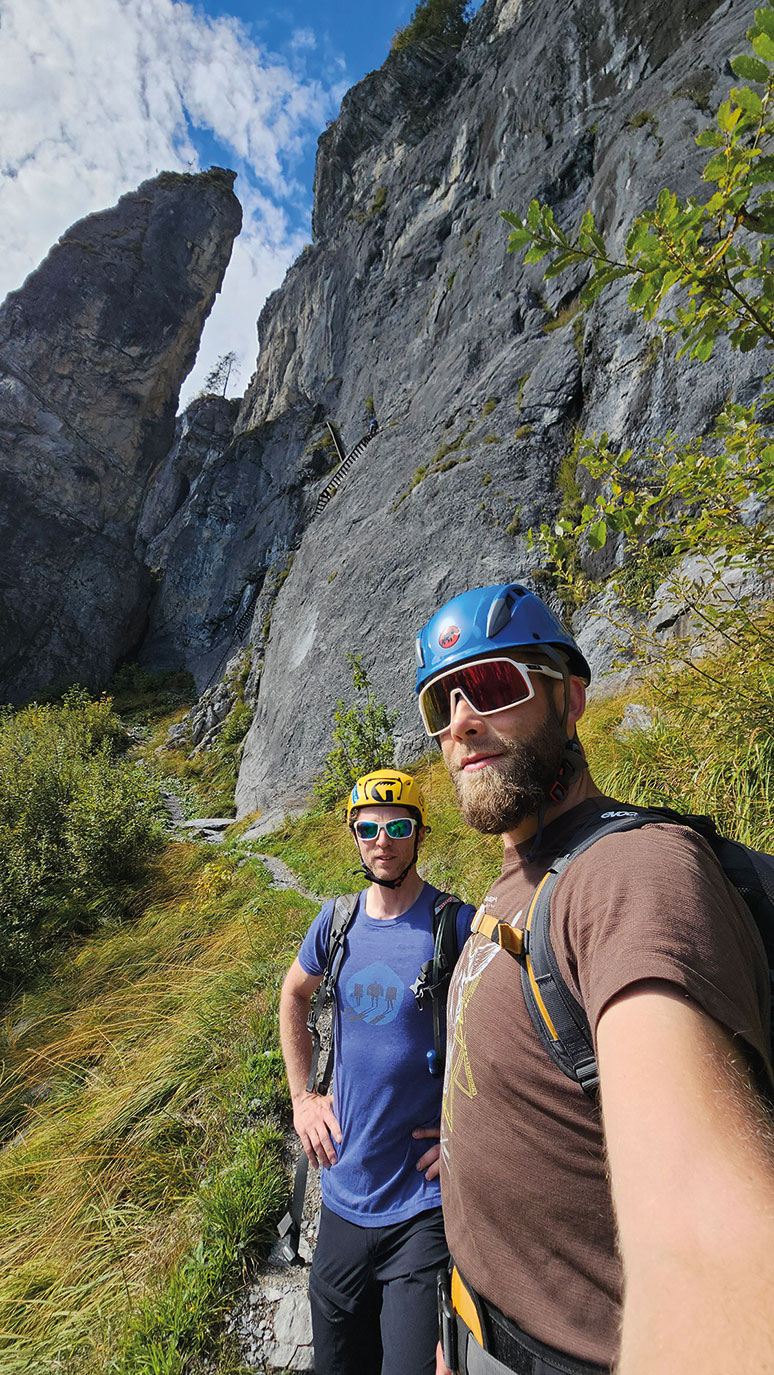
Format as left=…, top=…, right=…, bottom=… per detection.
left=0, top=0, right=341, bottom=408
left=291, top=28, right=317, bottom=50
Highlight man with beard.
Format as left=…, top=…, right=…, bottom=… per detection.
left=413, top=582, right=774, bottom=1375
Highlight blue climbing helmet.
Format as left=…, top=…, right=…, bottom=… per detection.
left=414, top=582, right=591, bottom=696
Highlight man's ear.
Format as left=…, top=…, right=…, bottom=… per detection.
left=566, top=676, right=586, bottom=732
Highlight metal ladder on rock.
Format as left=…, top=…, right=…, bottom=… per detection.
left=313, top=419, right=378, bottom=517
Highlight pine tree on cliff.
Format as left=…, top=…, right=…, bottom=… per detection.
left=392, top=0, right=471, bottom=51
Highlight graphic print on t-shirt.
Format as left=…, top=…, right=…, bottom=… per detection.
left=441, top=936, right=500, bottom=1166
left=344, top=961, right=405, bottom=1024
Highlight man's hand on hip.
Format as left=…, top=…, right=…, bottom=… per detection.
left=293, top=1090, right=342, bottom=1168
left=413, top=1124, right=442, bottom=1181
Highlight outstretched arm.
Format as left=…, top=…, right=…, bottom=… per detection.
left=279, top=957, right=342, bottom=1169
left=597, top=979, right=774, bottom=1373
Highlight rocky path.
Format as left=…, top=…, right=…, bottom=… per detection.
left=249, top=852, right=318, bottom=902
left=158, top=806, right=321, bottom=1369
left=160, top=789, right=186, bottom=829
left=235, top=844, right=320, bottom=1370
left=228, top=1141, right=321, bottom=1373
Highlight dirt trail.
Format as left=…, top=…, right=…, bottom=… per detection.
left=252, top=853, right=318, bottom=903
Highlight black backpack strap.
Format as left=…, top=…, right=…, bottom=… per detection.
left=410, top=890, right=464, bottom=1075
left=308, top=892, right=360, bottom=1094
left=276, top=1151, right=310, bottom=1265
left=277, top=892, right=360, bottom=1264
left=476, top=807, right=684, bottom=1095
left=430, top=892, right=462, bottom=1077
left=521, top=866, right=600, bottom=1094
left=526, top=809, right=683, bottom=1093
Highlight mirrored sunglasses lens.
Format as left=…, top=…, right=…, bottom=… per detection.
left=385, top=819, right=414, bottom=838
left=355, top=821, right=379, bottom=839
left=461, top=659, right=532, bottom=710
left=421, top=659, right=532, bottom=733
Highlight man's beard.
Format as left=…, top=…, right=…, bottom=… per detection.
left=450, top=714, right=565, bottom=835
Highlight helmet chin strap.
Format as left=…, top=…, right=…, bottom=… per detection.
left=356, top=830, right=421, bottom=889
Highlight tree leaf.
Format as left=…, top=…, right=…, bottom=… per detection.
left=587, top=519, right=608, bottom=550
left=755, top=6, right=774, bottom=39
left=717, top=100, right=742, bottom=133
left=702, top=151, right=728, bottom=182
left=752, top=31, right=774, bottom=61
left=628, top=275, right=653, bottom=309
left=696, top=128, right=725, bottom=148
left=506, top=227, right=532, bottom=252
left=731, top=52, right=770, bottom=82
left=749, top=153, right=774, bottom=183
left=544, top=253, right=576, bottom=278
left=732, top=85, right=764, bottom=115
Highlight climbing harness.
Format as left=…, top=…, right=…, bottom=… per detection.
left=277, top=887, right=462, bottom=1263
left=439, top=1267, right=608, bottom=1375
left=474, top=805, right=774, bottom=1095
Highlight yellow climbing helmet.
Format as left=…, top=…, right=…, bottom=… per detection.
left=346, top=769, right=427, bottom=828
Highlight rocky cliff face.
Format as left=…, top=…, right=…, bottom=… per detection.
left=212, top=0, right=759, bottom=830
left=3, top=0, right=764, bottom=829
left=0, top=169, right=241, bottom=703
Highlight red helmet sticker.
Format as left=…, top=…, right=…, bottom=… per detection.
left=439, top=624, right=460, bottom=649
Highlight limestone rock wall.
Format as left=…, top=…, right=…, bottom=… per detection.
left=4, top=0, right=763, bottom=829
left=221, top=0, right=764, bottom=830
left=0, top=169, right=241, bottom=703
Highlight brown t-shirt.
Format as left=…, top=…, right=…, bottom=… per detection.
left=440, top=798, right=771, bottom=1367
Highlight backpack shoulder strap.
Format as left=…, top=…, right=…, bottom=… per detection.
left=308, top=891, right=360, bottom=1094
left=526, top=808, right=680, bottom=1093
left=477, top=807, right=674, bottom=1095
left=429, top=890, right=464, bottom=1077
left=433, top=890, right=463, bottom=975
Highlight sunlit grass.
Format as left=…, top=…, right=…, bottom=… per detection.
left=2, top=632, right=772, bottom=1371
left=582, top=650, right=774, bottom=851
left=0, top=844, right=315, bottom=1374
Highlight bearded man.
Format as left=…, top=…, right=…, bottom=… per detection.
left=413, top=581, right=774, bottom=1375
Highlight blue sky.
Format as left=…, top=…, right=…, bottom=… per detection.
left=0, top=0, right=423, bottom=406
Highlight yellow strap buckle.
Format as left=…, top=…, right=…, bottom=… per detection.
left=472, top=909, right=525, bottom=958
left=451, top=1267, right=485, bottom=1347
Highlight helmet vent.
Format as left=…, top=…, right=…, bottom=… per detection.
left=486, top=595, right=512, bottom=639
left=415, top=636, right=425, bottom=667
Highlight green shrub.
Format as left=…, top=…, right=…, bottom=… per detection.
left=313, top=655, right=398, bottom=811
left=0, top=692, right=162, bottom=985
left=217, top=701, right=253, bottom=750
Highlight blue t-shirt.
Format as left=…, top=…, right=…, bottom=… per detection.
left=298, top=883, right=475, bottom=1226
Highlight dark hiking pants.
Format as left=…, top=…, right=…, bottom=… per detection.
left=308, top=1202, right=448, bottom=1375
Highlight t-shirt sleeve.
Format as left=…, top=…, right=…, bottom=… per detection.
left=297, top=901, right=336, bottom=978
left=553, top=824, right=772, bottom=1073
left=455, top=901, right=477, bottom=954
